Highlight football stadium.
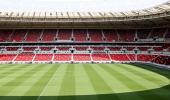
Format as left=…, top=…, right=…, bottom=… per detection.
left=0, top=0, right=170, bottom=100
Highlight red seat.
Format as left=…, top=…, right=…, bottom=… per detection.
left=15, top=53, right=34, bottom=61
left=34, top=54, right=53, bottom=61
left=74, top=54, right=91, bottom=61
left=53, top=54, right=71, bottom=61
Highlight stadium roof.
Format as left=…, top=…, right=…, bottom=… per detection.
left=0, top=0, right=170, bottom=29
left=0, top=0, right=169, bottom=18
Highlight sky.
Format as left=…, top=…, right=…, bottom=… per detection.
left=0, top=0, right=168, bottom=12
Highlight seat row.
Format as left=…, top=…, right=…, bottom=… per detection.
left=0, top=29, right=169, bottom=42
left=0, top=54, right=169, bottom=65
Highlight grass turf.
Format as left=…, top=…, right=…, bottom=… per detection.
left=0, top=64, right=169, bottom=100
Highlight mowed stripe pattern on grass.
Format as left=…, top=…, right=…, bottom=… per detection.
left=0, top=64, right=169, bottom=99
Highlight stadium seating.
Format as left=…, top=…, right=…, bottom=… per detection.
left=57, top=29, right=72, bottom=40
left=152, top=55, right=170, bottom=65
left=10, top=30, right=26, bottom=42
left=137, top=29, right=151, bottom=39
left=89, top=30, right=103, bottom=42
left=92, top=53, right=110, bottom=61
left=34, top=54, right=53, bottom=61
left=15, top=53, right=34, bottom=61
left=153, top=47, right=163, bottom=52
left=57, top=47, right=71, bottom=51
left=110, top=54, right=130, bottom=61
left=6, top=47, right=19, bottom=51
left=0, top=30, right=13, bottom=42
left=125, top=47, right=135, bottom=51
left=73, top=54, right=91, bottom=61
left=149, top=29, right=165, bottom=38
left=137, top=54, right=156, bottom=62
left=53, top=54, right=71, bottom=61
left=74, top=47, right=88, bottom=51
left=108, top=47, right=121, bottom=51
left=0, top=29, right=169, bottom=43
left=138, top=47, right=149, bottom=51
left=118, top=30, right=135, bottom=42
left=165, top=29, right=170, bottom=39
left=0, top=28, right=169, bottom=65
left=40, top=47, right=53, bottom=51
left=127, top=54, right=136, bottom=61
left=26, top=30, right=42, bottom=42
left=91, top=47, right=105, bottom=51
left=0, top=54, right=16, bottom=61
left=42, top=30, right=56, bottom=42
left=74, top=29, right=87, bottom=41
left=23, top=47, right=36, bottom=51
left=103, top=29, right=118, bottom=42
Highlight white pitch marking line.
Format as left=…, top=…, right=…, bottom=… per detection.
left=36, top=65, right=59, bottom=100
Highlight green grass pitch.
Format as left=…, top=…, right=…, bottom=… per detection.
left=0, top=63, right=170, bottom=100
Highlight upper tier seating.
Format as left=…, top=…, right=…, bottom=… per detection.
left=23, top=47, right=36, bottom=51
left=0, top=30, right=13, bottom=42
left=74, top=47, right=88, bottom=51
left=58, top=29, right=72, bottom=40
left=153, top=47, right=163, bottom=52
left=40, top=47, right=53, bottom=51
left=0, top=29, right=169, bottom=43
left=166, top=29, right=170, bottom=39
left=103, top=30, right=118, bottom=42
left=10, top=30, right=26, bottom=42
left=6, top=47, right=19, bottom=51
left=124, top=47, right=135, bottom=51
left=42, top=30, right=56, bottom=42
left=89, top=30, right=103, bottom=42
left=149, top=29, right=165, bottom=38
left=138, top=47, right=149, bottom=51
left=57, top=47, right=71, bottom=51
left=74, top=29, right=87, bottom=41
left=108, top=47, right=121, bottom=51
left=91, top=47, right=105, bottom=51
left=137, top=29, right=151, bottom=39
left=26, top=30, right=42, bottom=42
left=118, top=30, right=135, bottom=42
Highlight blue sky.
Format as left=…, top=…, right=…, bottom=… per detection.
left=0, top=0, right=168, bottom=12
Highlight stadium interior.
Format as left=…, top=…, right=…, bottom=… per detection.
left=0, top=28, right=170, bottom=65
left=0, top=1, right=169, bottom=65
left=0, top=0, right=170, bottom=100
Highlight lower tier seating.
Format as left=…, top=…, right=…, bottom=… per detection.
left=92, top=54, right=110, bottom=61
left=137, top=54, right=157, bottom=62
left=0, top=53, right=169, bottom=65
left=15, top=53, right=34, bottom=61
left=34, top=54, right=53, bottom=61
left=152, top=56, right=170, bottom=65
left=0, top=54, right=16, bottom=61
left=110, top=54, right=130, bottom=61
left=73, top=54, right=91, bottom=61
left=53, top=54, right=71, bottom=61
